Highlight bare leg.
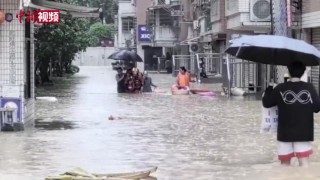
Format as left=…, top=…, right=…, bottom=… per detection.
left=298, top=157, right=309, bottom=167
left=280, top=159, right=291, bottom=166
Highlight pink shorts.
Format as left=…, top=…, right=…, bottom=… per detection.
left=278, top=141, right=313, bottom=160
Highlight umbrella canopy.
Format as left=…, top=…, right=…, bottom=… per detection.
left=108, top=50, right=143, bottom=62
left=225, top=35, right=320, bottom=66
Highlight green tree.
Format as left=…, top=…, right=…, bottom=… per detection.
left=35, top=0, right=116, bottom=84
left=88, top=22, right=114, bottom=46
left=35, top=15, right=91, bottom=82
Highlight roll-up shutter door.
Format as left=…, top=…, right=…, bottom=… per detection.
left=311, top=28, right=320, bottom=95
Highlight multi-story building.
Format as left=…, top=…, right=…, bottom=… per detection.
left=114, top=0, right=137, bottom=50
left=0, top=0, right=98, bottom=128
left=135, top=0, right=155, bottom=71
left=302, top=0, right=320, bottom=94
left=144, top=0, right=183, bottom=70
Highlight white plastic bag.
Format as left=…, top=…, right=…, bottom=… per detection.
left=260, top=106, right=278, bottom=133
left=260, top=82, right=278, bottom=134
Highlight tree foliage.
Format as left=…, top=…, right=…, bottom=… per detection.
left=35, top=15, right=91, bottom=82
left=35, top=0, right=116, bottom=84
left=89, top=22, right=114, bottom=46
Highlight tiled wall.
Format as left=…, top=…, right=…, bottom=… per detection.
left=0, top=0, right=24, bottom=87
left=0, top=0, right=35, bottom=125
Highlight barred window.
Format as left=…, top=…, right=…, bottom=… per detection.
left=122, top=17, right=134, bottom=32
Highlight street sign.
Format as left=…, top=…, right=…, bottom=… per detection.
left=171, top=10, right=184, bottom=16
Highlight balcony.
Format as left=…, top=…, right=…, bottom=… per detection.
left=153, top=26, right=178, bottom=46
left=146, top=2, right=180, bottom=47
left=118, top=0, right=135, bottom=16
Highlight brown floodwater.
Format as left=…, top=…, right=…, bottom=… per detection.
left=0, top=66, right=320, bottom=180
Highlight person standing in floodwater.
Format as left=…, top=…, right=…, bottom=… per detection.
left=262, top=61, right=320, bottom=167
left=115, top=67, right=126, bottom=93
left=142, top=71, right=157, bottom=92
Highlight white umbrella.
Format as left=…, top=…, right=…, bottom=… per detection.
left=225, top=35, right=320, bottom=66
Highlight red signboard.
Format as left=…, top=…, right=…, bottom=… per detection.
left=16, top=10, right=60, bottom=24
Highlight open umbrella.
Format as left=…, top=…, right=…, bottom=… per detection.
left=225, top=35, right=320, bottom=66
left=108, top=50, right=143, bottom=62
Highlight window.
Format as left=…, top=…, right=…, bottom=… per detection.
left=122, top=17, right=134, bottom=32
left=159, top=9, right=172, bottom=26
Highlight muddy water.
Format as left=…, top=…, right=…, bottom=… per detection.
left=0, top=66, right=320, bottom=180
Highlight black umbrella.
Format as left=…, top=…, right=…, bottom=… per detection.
left=225, top=35, right=320, bottom=66
left=108, top=50, right=143, bottom=62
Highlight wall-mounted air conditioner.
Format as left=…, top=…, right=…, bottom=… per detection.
left=250, top=0, right=271, bottom=22
left=189, top=43, right=202, bottom=53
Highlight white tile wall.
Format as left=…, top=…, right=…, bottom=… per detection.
left=225, top=0, right=270, bottom=31
left=239, top=0, right=249, bottom=12
left=0, top=0, right=24, bottom=87
left=0, top=0, right=35, bottom=125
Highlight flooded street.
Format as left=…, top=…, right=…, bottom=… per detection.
left=1, top=66, right=320, bottom=179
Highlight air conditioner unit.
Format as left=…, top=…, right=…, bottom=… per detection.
left=250, top=0, right=271, bottom=22
left=189, top=43, right=202, bottom=53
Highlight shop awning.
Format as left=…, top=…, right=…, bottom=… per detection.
left=24, top=0, right=99, bottom=18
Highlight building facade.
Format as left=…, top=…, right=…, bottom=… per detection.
left=0, top=0, right=98, bottom=129
left=302, top=0, right=320, bottom=94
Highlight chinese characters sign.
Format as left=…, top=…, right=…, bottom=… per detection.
left=138, top=25, right=152, bottom=42
left=16, top=10, right=60, bottom=24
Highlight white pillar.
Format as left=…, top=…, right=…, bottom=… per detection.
left=137, top=45, right=144, bottom=72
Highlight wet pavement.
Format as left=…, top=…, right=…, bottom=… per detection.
left=1, top=66, right=320, bottom=179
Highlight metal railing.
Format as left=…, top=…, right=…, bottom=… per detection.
left=172, top=55, right=198, bottom=76
left=226, top=55, right=262, bottom=95
left=195, top=53, right=223, bottom=82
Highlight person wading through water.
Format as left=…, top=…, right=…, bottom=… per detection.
left=263, top=61, right=320, bottom=167
left=115, top=67, right=126, bottom=93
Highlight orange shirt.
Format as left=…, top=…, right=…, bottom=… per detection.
left=178, top=72, right=190, bottom=87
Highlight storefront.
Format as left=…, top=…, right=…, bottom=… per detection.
left=311, top=28, right=320, bottom=94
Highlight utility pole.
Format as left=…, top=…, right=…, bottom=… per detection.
left=271, top=0, right=289, bottom=83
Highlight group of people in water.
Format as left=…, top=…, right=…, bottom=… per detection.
left=116, top=65, right=195, bottom=94
left=116, top=66, right=157, bottom=93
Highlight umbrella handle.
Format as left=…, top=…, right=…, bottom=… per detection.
left=235, top=44, right=243, bottom=57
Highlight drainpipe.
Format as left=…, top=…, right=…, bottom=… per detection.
left=220, top=0, right=226, bottom=32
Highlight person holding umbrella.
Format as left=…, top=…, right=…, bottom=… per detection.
left=262, top=61, right=320, bottom=167
left=226, top=34, right=320, bottom=167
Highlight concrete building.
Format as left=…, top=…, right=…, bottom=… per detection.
left=113, top=0, right=145, bottom=70
left=135, top=0, right=154, bottom=71
left=144, top=0, right=183, bottom=70
left=114, top=0, right=136, bottom=50
left=302, top=0, right=320, bottom=94
left=0, top=0, right=98, bottom=129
